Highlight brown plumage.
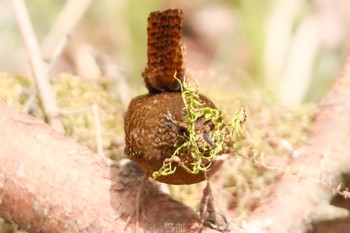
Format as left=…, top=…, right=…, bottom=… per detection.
left=142, top=9, right=185, bottom=93
left=124, top=9, right=225, bottom=185
left=124, top=92, right=224, bottom=184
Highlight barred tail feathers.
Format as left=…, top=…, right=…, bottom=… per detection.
left=142, top=9, right=185, bottom=93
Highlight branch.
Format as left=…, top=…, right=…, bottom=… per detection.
left=11, top=0, right=63, bottom=132
left=244, top=53, right=350, bottom=232
left=0, top=101, right=217, bottom=233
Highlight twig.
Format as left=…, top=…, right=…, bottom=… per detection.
left=93, top=51, right=131, bottom=111
left=11, top=0, right=64, bottom=133
left=41, top=0, right=92, bottom=72
left=22, top=91, right=37, bottom=114
left=135, top=176, right=147, bottom=233
left=45, top=30, right=71, bottom=74
left=59, top=105, right=105, bottom=159
left=92, top=104, right=104, bottom=158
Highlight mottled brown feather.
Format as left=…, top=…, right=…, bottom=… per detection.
left=124, top=9, right=226, bottom=185
left=124, top=92, right=223, bottom=184
left=142, top=9, right=185, bottom=93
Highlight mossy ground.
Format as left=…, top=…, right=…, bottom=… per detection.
left=0, top=72, right=125, bottom=160
left=170, top=89, right=315, bottom=218
left=0, top=72, right=316, bottom=228
left=152, top=77, right=245, bottom=180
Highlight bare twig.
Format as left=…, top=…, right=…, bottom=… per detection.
left=135, top=176, right=147, bottom=233
left=94, top=51, right=131, bottom=110
left=92, top=104, right=104, bottom=158
left=11, top=0, right=64, bottom=132
left=59, top=105, right=105, bottom=158
left=41, top=0, right=92, bottom=71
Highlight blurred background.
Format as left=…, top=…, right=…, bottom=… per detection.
left=2, top=1, right=350, bottom=231
left=1, top=0, right=350, bottom=104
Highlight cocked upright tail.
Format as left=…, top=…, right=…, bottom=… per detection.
left=142, top=9, right=185, bottom=93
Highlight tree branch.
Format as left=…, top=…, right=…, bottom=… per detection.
left=244, top=53, right=350, bottom=232
left=0, top=101, right=218, bottom=233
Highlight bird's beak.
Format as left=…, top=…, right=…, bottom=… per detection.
left=203, top=131, right=216, bottom=149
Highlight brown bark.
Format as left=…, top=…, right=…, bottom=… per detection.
left=0, top=102, right=216, bottom=232
left=244, top=54, right=350, bottom=232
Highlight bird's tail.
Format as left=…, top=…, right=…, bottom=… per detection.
left=142, top=9, right=185, bottom=93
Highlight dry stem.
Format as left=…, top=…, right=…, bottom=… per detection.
left=11, top=0, right=63, bottom=132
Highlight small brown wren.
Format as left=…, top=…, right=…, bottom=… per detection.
left=124, top=9, right=226, bottom=185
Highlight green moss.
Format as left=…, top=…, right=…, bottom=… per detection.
left=0, top=72, right=316, bottom=219
left=152, top=76, right=246, bottom=179
left=0, top=72, right=34, bottom=108
left=0, top=73, right=124, bottom=160
left=169, top=89, right=316, bottom=218
left=53, top=74, right=124, bottom=159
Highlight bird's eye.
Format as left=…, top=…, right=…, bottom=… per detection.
left=177, top=125, right=188, bottom=136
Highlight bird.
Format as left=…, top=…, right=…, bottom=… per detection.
left=124, top=9, right=231, bottom=185
left=123, top=9, right=238, bottom=231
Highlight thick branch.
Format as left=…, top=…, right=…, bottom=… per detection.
left=0, top=101, right=215, bottom=232
left=245, top=54, right=350, bottom=232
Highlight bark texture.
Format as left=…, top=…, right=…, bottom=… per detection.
left=244, top=54, right=350, bottom=232
left=0, top=102, right=214, bottom=232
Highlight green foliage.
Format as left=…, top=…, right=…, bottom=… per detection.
left=152, top=75, right=245, bottom=179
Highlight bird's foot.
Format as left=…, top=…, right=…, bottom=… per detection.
left=199, top=182, right=229, bottom=232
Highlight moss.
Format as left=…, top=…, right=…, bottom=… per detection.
left=0, top=73, right=124, bottom=160
left=53, top=74, right=124, bottom=159
left=169, top=89, right=316, bottom=218
left=0, top=72, right=34, bottom=108
left=152, top=76, right=246, bottom=179
left=0, top=72, right=316, bottom=219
